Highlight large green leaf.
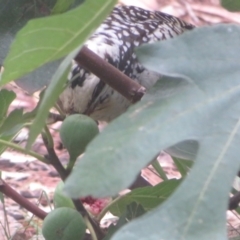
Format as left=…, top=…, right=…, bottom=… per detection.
left=1, top=0, right=117, bottom=85
left=26, top=47, right=74, bottom=148
left=64, top=25, right=240, bottom=239
left=65, top=25, right=240, bottom=198
left=0, top=0, right=85, bottom=93
left=0, top=0, right=56, bottom=64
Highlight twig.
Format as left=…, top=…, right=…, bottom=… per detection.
left=41, top=131, right=67, bottom=181
left=75, top=46, right=146, bottom=103
left=0, top=179, right=47, bottom=220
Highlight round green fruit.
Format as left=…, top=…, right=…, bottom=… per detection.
left=42, top=207, right=86, bottom=240
left=60, top=114, right=99, bottom=160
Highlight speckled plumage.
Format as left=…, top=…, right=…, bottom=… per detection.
left=58, top=5, right=194, bottom=121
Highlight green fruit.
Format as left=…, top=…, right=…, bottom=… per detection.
left=60, top=114, right=99, bottom=160
left=42, top=207, right=86, bottom=240
left=53, top=181, right=75, bottom=209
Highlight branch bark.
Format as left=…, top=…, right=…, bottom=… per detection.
left=0, top=179, right=47, bottom=220
left=75, top=46, right=146, bottom=103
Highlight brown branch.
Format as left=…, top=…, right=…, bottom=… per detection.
left=0, top=179, right=47, bottom=220
left=42, top=133, right=68, bottom=181
left=75, top=46, right=146, bottom=103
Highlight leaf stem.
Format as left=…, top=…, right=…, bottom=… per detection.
left=0, top=138, right=48, bottom=164
left=84, top=216, right=98, bottom=240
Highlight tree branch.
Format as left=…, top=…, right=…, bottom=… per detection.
left=0, top=179, right=47, bottom=220
left=75, top=46, right=146, bottom=103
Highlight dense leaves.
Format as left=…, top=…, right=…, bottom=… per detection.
left=64, top=25, right=240, bottom=239
left=0, top=0, right=107, bottom=93
left=0, top=0, right=56, bottom=63
left=1, top=0, right=117, bottom=86
left=1, top=1, right=240, bottom=240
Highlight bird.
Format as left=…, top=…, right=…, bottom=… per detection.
left=58, top=5, right=194, bottom=122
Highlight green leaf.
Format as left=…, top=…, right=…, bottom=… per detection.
left=172, top=157, right=193, bottom=177
left=0, top=90, right=26, bottom=154
left=151, top=159, right=168, bottom=181
left=221, top=0, right=240, bottom=11
left=0, top=0, right=56, bottom=63
left=125, top=202, right=146, bottom=220
left=108, top=179, right=180, bottom=216
left=0, top=0, right=87, bottom=94
left=26, top=47, right=75, bottom=148
left=42, top=207, right=86, bottom=240
left=64, top=25, right=240, bottom=239
left=0, top=171, right=4, bottom=203
left=53, top=181, right=75, bottom=209
left=166, top=140, right=199, bottom=160
left=0, top=192, right=3, bottom=203
left=52, top=0, right=84, bottom=14
left=111, top=25, right=240, bottom=239
left=0, top=109, right=26, bottom=154
left=0, top=109, right=24, bottom=136
left=15, top=59, right=63, bottom=94
left=1, top=0, right=117, bottom=85
left=0, top=89, right=16, bottom=124
left=64, top=25, right=240, bottom=196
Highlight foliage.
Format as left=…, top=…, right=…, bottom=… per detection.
left=0, top=1, right=240, bottom=240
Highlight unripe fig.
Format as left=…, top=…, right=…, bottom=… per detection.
left=42, top=207, right=86, bottom=240
left=60, top=114, right=99, bottom=161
